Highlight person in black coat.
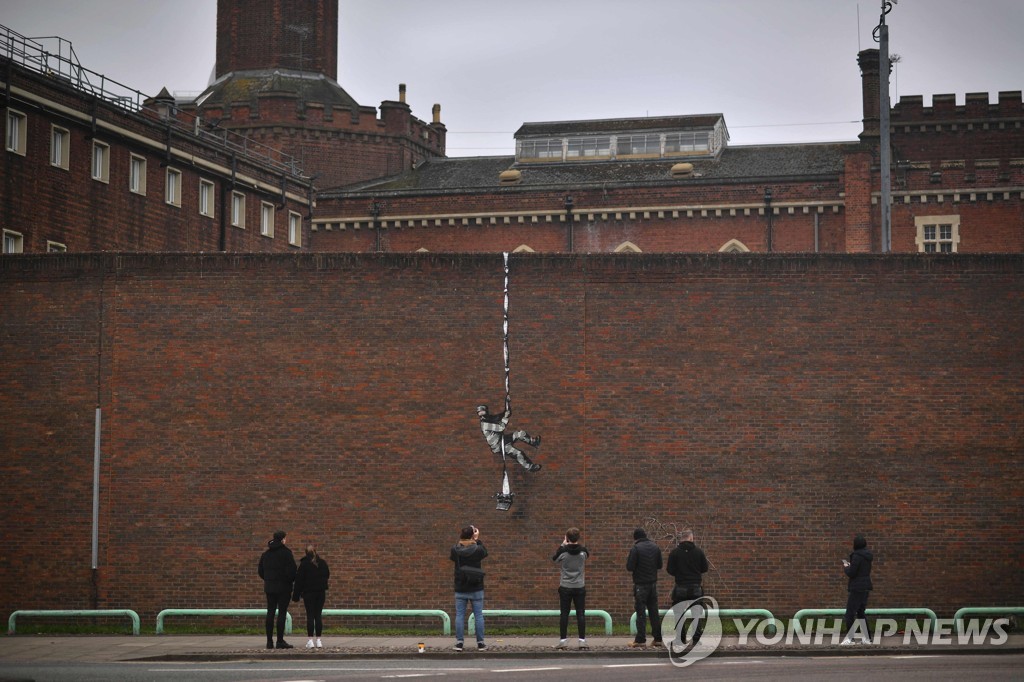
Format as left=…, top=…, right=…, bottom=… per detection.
left=626, top=528, right=663, bottom=647
left=840, top=534, right=874, bottom=645
left=258, top=530, right=297, bottom=649
left=292, top=543, right=331, bottom=649
left=666, top=529, right=709, bottom=605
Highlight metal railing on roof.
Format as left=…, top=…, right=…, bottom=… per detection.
left=0, top=24, right=307, bottom=181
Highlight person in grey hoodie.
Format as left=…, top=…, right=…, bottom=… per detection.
left=552, top=527, right=590, bottom=650
left=840, top=534, right=874, bottom=645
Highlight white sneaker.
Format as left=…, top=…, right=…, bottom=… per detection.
left=315, top=638, right=323, bottom=648
left=554, top=639, right=568, bottom=650
left=859, top=637, right=872, bottom=645
left=840, top=637, right=855, bottom=646
left=305, top=639, right=315, bottom=649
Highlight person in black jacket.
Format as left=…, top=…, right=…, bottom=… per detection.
left=667, top=529, right=709, bottom=605
left=626, top=528, right=663, bottom=647
left=292, top=543, right=331, bottom=649
left=450, top=524, right=488, bottom=652
left=840, top=534, right=874, bottom=645
left=258, top=530, right=297, bottom=649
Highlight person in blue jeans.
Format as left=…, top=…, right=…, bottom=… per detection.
left=451, top=524, right=488, bottom=651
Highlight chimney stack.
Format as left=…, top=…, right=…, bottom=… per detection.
left=399, top=83, right=406, bottom=103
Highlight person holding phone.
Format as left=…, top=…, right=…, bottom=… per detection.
left=552, top=527, right=589, bottom=650
left=450, top=524, right=488, bottom=652
left=840, top=534, right=874, bottom=646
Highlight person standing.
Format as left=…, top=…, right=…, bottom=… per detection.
left=258, top=530, right=297, bottom=649
left=451, top=524, right=488, bottom=652
left=552, top=527, right=590, bottom=650
left=666, top=529, right=709, bottom=647
left=840, top=534, right=874, bottom=646
left=666, top=529, right=709, bottom=605
left=626, top=528, right=663, bottom=648
left=292, top=543, right=331, bottom=649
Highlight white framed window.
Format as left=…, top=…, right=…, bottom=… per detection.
left=665, top=131, right=711, bottom=155
left=199, top=179, right=215, bottom=217
left=3, top=229, right=24, bottom=253
left=260, top=202, right=275, bottom=237
left=46, top=240, right=67, bottom=253
left=91, top=141, right=110, bottom=182
left=6, top=109, right=27, bottom=155
left=518, top=138, right=563, bottom=161
left=915, top=215, right=960, bottom=253
left=616, top=133, right=661, bottom=157
left=288, top=211, right=302, bottom=247
left=129, top=154, right=147, bottom=195
left=231, top=191, right=246, bottom=228
left=165, top=167, right=182, bottom=207
left=50, top=126, right=70, bottom=169
left=566, top=136, right=611, bottom=159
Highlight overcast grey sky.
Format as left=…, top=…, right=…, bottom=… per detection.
left=4, top=0, right=1022, bottom=156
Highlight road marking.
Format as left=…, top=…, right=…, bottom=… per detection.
left=603, top=662, right=665, bottom=668
left=494, top=667, right=564, bottom=673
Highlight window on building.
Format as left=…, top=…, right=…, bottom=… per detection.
left=616, top=133, right=661, bottom=157
left=518, top=138, right=563, bottom=160
left=915, top=215, right=960, bottom=253
left=261, top=202, right=275, bottom=237
left=664, top=131, right=711, bottom=155
left=50, top=126, right=70, bottom=169
left=566, top=136, right=612, bottom=159
left=91, top=141, right=110, bottom=182
left=46, top=241, right=67, bottom=253
left=199, top=179, right=215, bottom=217
left=129, top=154, right=147, bottom=195
left=288, top=211, right=302, bottom=246
left=6, top=109, right=27, bottom=155
left=165, top=168, right=182, bottom=207
left=3, top=229, right=24, bottom=253
left=231, top=191, right=246, bottom=228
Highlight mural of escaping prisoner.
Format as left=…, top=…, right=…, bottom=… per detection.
left=476, top=404, right=542, bottom=472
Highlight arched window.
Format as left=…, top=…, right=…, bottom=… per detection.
left=512, top=244, right=535, bottom=253
left=719, top=239, right=750, bottom=253
left=614, top=241, right=642, bottom=253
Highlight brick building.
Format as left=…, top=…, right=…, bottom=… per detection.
left=1, top=0, right=1022, bottom=634
left=312, top=49, right=1024, bottom=254
left=3, top=0, right=1022, bottom=256
left=0, top=27, right=313, bottom=254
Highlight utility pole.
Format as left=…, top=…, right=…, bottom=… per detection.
left=874, top=0, right=897, bottom=252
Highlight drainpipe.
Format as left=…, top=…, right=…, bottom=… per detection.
left=369, top=199, right=382, bottom=253
left=564, top=194, right=575, bottom=253
left=814, top=211, right=820, bottom=252
left=763, top=188, right=774, bottom=253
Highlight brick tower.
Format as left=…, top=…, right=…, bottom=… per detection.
left=187, top=0, right=446, bottom=189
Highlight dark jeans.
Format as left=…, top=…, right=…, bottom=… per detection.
left=558, top=586, right=586, bottom=639
left=302, top=590, right=326, bottom=637
left=843, top=590, right=870, bottom=638
left=671, top=584, right=705, bottom=643
left=633, top=583, right=662, bottom=643
left=670, top=583, right=703, bottom=606
left=265, top=590, right=291, bottom=643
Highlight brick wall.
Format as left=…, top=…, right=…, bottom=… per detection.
left=1, top=253, right=1021, bottom=627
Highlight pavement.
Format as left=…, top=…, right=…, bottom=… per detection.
left=0, top=633, right=1021, bottom=664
